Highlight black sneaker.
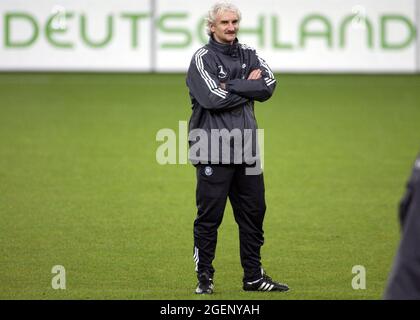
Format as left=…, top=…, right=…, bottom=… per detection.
left=243, top=270, right=289, bottom=292
left=195, top=273, right=214, bottom=294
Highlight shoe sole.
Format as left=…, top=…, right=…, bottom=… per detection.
left=195, top=289, right=213, bottom=294
left=243, top=287, right=289, bottom=292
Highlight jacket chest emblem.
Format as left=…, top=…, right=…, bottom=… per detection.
left=217, top=65, right=228, bottom=79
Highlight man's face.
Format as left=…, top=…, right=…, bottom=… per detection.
left=210, top=10, right=239, bottom=44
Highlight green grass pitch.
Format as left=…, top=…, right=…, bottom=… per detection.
left=0, top=73, right=419, bottom=299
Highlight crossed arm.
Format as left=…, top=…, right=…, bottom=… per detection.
left=221, top=56, right=277, bottom=103
left=187, top=49, right=276, bottom=110
left=220, top=68, right=262, bottom=88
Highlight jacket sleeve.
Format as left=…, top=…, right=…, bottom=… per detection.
left=186, top=49, right=249, bottom=111
left=225, top=52, right=276, bottom=102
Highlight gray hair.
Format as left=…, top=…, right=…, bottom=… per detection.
left=205, top=2, right=241, bottom=36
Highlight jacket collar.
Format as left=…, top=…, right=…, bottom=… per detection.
left=208, top=35, right=239, bottom=57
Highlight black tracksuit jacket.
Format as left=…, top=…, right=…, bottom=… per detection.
left=186, top=36, right=276, bottom=164
left=385, top=152, right=420, bottom=299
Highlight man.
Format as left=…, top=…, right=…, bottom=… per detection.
left=186, top=2, right=289, bottom=294
left=384, top=152, right=420, bottom=299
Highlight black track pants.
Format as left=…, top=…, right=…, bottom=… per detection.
left=193, top=164, right=266, bottom=282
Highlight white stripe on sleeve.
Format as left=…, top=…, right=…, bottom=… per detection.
left=194, top=49, right=228, bottom=99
